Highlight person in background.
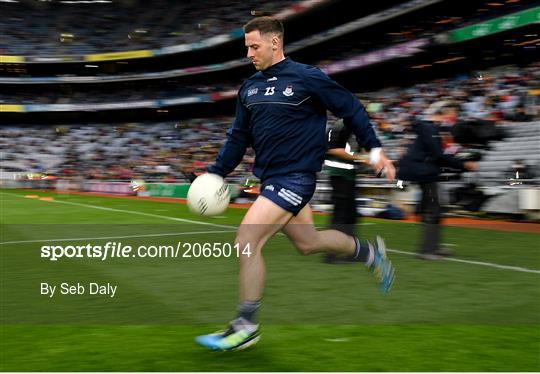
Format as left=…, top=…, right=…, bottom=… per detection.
left=323, top=120, right=364, bottom=263
left=398, top=106, right=477, bottom=260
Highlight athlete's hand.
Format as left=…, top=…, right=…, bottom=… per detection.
left=374, top=151, right=396, bottom=181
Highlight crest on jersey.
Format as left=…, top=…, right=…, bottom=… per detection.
left=282, top=85, right=294, bottom=97
left=247, top=88, right=258, bottom=97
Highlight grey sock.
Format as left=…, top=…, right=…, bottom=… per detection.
left=237, top=300, right=261, bottom=323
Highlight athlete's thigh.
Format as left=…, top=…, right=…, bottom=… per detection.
left=241, top=195, right=293, bottom=225
left=281, top=204, right=318, bottom=245
left=238, top=195, right=293, bottom=244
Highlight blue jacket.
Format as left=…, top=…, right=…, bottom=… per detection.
left=398, top=121, right=465, bottom=182
left=208, top=57, right=381, bottom=180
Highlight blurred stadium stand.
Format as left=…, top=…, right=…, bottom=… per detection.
left=1, top=0, right=303, bottom=56
left=1, top=0, right=539, bottom=218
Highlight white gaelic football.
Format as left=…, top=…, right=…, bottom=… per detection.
left=187, top=173, right=231, bottom=216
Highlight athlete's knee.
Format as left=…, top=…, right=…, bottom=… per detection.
left=236, top=235, right=257, bottom=254
left=236, top=225, right=257, bottom=246
left=235, top=228, right=263, bottom=262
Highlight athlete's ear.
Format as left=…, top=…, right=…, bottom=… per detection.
left=272, top=36, right=279, bottom=50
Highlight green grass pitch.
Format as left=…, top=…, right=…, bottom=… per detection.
left=1, top=188, right=539, bottom=371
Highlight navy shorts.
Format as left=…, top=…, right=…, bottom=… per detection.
left=260, top=172, right=316, bottom=215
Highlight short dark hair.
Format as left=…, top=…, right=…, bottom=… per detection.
left=244, top=16, right=284, bottom=40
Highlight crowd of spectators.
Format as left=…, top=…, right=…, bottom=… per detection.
left=0, top=119, right=254, bottom=183
left=363, top=62, right=539, bottom=141
left=1, top=0, right=530, bottom=59
left=1, top=63, right=538, bottom=182
left=0, top=0, right=299, bottom=56
left=0, top=80, right=236, bottom=105
left=2, top=62, right=537, bottom=113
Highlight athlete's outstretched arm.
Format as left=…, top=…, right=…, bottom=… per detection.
left=304, top=66, right=395, bottom=180
left=208, top=95, right=251, bottom=177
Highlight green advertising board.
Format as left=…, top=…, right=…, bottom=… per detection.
left=449, top=7, right=539, bottom=43
left=145, top=183, right=190, bottom=198
left=144, top=183, right=239, bottom=199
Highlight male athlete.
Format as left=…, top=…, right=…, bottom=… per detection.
left=196, top=16, right=396, bottom=351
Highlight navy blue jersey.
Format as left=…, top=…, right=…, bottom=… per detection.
left=208, top=57, right=381, bottom=180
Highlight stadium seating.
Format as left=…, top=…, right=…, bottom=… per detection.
left=1, top=0, right=301, bottom=56
left=477, top=122, right=540, bottom=184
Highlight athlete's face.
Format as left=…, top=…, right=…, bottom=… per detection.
left=245, top=30, right=277, bottom=71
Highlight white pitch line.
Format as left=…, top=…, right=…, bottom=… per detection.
left=387, top=248, right=540, bottom=274
left=1, top=192, right=234, bottom=229
left=0, top=229, right=237, bottom=245
left=2, top=192, right=539, bottom=275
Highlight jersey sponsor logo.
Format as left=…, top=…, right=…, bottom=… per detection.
left=264, top=86, right=275, bottom=96
left=282, top=85, right=294, bottom=97
left=247, top=88, right=258, bottom=97
left=267, top=76, right=277, bottom=82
